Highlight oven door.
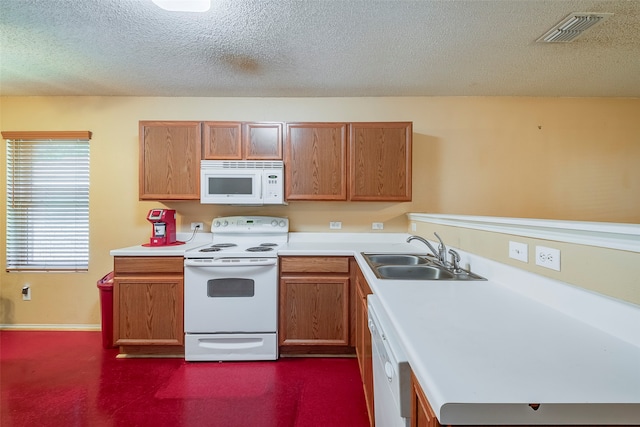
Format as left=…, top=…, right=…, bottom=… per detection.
left=184, top=258, right=278, bottom=333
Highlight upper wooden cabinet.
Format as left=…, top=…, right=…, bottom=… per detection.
left=139, top=120, right=410, bottom=201
left=244, top=122, right=283, bottom=159
left=284, top=122, right=349, bottom=200
left=350, top=122, right=412, bottom=201
left=139, top=121, right=201, bottom=200
left=284, top=122, right=412, bottom=201
left=203, top=121, right=282, bottom=160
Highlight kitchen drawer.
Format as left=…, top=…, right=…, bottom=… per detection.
left=114, top=256, right=183, bottom=275
left=280, top=256, right=350, bottom=274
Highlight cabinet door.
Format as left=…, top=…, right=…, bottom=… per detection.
left=411, top=371, right=441, bottom=427
left=202, top=121, right=243, bottom=159
left=355, top=265, right=375, bottom=426
left=113, top=276, right=184, bottom=346
left=284, top=122, right=348, bottom=200
left=243, top=122, right=283, bottom=159
left=139, top=121, right=201, bottom=200
left=279, top=276, right=350, bottom=346
left=350, top=122, right=412, bottom=201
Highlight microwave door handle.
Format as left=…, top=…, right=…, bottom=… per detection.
left=258, top=175, right=263, bottom=199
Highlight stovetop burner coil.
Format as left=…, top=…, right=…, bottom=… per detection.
left=246, top=246, right=274, bottom=252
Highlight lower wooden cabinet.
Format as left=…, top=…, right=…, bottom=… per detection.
left=355, top=263, right=375, bottom=426
left=113, top=256, right=184, bottom=356
left=411, top=370, right=441, bottom=427
left=279, top=256, right=353, bottom=354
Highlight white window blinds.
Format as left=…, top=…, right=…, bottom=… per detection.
left=4, top=131, right=91, bottom=271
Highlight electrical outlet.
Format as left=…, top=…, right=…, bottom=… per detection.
left=411, top=222, right=417, bottom=232
left=535, top=245, right=561, bottom=271
left=191, top=222, right=204, bottom=231
left=22, top=285, right=31, bottom=301
left=372, top=222, right=384, bottom=230
left=329, top=221, right=342, bottom=230
left=508, top=241, right=528, bottom=263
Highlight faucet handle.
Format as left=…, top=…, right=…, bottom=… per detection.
left=448, top=249, right=462, bottom=272
left=434, top=232, right=447, bottom=263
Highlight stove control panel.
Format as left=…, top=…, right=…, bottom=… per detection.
left=211, top=216, right=289, bottom=232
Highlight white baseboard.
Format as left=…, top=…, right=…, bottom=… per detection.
left=0, top=324, right=101, bottom=331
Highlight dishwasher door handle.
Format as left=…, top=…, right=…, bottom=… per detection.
left=384, top=361, right=394, bottom=382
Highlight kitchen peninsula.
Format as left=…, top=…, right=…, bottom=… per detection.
left=280, top=231, right=640, bottom=426
left=109, top=227, right=640, bottom=425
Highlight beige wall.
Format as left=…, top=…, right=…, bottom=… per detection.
left=410, top=220, right=640, bottom=306
left=1, top=96, right=638, bottom=326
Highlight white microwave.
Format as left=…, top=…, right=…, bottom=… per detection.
left=200, top=160, right=285, bottom=205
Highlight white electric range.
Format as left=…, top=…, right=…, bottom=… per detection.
left=183, top=215, right=288, bottom=361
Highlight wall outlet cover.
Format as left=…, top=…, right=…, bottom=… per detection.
left=508, top=241, right=528, bottom=262
left=535, top=245, right=561, bottom=271
left=22, top=285, right=31, bottom=301
left=329, top=221, right=342, bottom=230
left=372, top=222, right=384, bottom=230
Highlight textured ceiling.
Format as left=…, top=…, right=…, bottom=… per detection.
left=1, top=0, right=639, bottom=97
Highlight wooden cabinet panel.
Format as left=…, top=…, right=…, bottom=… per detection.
left=243, top=122, right=282, bottom=159
left=203, top=121, right=282, bottom=160
left=113, top=256, right=184, bottom=355
left=114, top=256, right=183, bottom=275
left=279, top=276, right=350, bottom=346
left=284, top=122, right=348, bottom=200
left=411, top=370, right=441, bottom=427
left=279, top=256, right=353, bottom=354
left=280, top=256, right=350, bottom=274
left=113, top=276, right=184, bottom=346
left=203, top=121, right=243, bottom=159
left=355, top=263, right=375, bottom=426
left=284, top=121, right=411, bottom=202
left=350, top=122, right=412, bottom=201
left=139, top=121, right=201, bottom=200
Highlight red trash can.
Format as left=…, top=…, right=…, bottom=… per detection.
left=97, top=271, right=115, bottom=349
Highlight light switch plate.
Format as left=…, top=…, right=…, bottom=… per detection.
left=508, top=241, right=528, bottom=263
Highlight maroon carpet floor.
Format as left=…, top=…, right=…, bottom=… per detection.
left=0, top=331, right=369, bottom=427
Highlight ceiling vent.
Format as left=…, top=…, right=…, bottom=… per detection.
left=537, top=12, right=613, bottom=43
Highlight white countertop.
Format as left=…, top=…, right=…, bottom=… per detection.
left=110, top=231, right=640, bottom=424
left=109, top=233, right=212, bottom=256
left=284, top=233, right=640, bottom=425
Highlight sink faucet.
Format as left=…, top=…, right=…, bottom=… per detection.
left=433, top=232, right=447, bottom=265
left=448, top=249, right=462, bottom=272
left=407, top=233, right=448, bottom=265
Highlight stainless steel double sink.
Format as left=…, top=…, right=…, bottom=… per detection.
left=362, top=253, right=486, bottom=281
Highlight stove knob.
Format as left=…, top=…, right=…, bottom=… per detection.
left=271, top=219, right=278, bottom=227
left=213, top=221, right=220, bottom=228
left=279, top=220, right=286, bottom=227
left=222, top=220, right=229, bottom=227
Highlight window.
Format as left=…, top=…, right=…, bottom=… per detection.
left=3, top=131, right=91, bottom=271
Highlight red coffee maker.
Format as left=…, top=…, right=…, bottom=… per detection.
left=146, top=209, right=177, bottom=246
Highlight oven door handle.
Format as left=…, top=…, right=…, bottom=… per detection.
left=184, top=258, right=277, bottom=267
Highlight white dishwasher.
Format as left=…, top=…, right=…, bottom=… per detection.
left=368, top=294, right=412, bottom=427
